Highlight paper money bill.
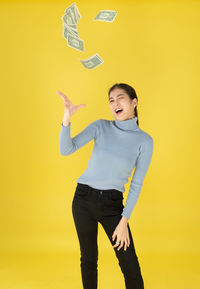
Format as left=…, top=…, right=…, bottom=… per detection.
left=68, top=26, right=79, bottom=36
left=62, top=9, right=76, bottom=25
left=80, top=54, right=104, bottom=69
left=67, top=23, right=78, bottom=31
left=67, top=34, right=84, bottom=52
left=61, top=16, right=78, bottom=31
left=63, top=23, right=79, bottom=41
left=94, top=10, right=117, bottom=23
left=64, top=2, right=81, bottom=25
left=62, top=3, right=81, bottom=44
left=68, top=2, right=82, bottom=22
left=75, top=5, right=81, bottom=22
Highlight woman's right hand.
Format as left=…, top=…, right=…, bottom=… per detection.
left=56, top=90, right=86, bottom=122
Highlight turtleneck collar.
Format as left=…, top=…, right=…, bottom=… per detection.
left=113, top=116, right=138, bottom=131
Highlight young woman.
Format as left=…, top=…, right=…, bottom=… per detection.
left=57, top=83, right=154, bottom=289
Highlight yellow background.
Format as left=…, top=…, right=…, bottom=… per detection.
left=0, top=0, right=199, bottom=288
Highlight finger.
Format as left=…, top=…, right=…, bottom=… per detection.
left=112, top=233, right=116, bottom=241
left=113, top=243, right=119, bottom=248
left=123, top=241, right=127, bottom=251
left=56, top=91, right=66, bottom=97
left=124, top=240, right=128, bottom=251
left=117, top=240, right=124, bottom=251
left=126, top=232, right=130, bottom=246
left=113, top=238, right=120, bottom=248
left=56, top=91, right=70, bottom=102
left=115, top=238, right=122, bottom=249
left=77, top=104, right=86, bottom=108
left=117, top=244, right=122, bottom=250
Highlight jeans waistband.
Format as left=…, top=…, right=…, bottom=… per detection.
left=77, top=182, right=123, bottom=197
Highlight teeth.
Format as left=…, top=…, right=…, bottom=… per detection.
left=115, top=109, right=122, bottom=112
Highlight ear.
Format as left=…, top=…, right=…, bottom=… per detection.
left=133, top=98, right=137, bottom=106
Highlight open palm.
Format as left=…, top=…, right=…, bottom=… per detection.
left=57, top=90, right=86, bottom=119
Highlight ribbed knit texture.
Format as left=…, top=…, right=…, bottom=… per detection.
left=59, top=116, right=154, bottom=219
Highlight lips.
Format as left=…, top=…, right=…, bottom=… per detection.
left=115, top=108, right=123, bottom=114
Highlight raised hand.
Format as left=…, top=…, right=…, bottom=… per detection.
left=57, top=90, right=86, bottom=125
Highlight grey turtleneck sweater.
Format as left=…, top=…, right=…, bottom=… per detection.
left=59, top=116, right=154, bottom=219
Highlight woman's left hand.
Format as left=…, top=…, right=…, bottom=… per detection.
left=112, top=217, right=130, bottom=251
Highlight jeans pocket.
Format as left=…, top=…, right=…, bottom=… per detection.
left=110, top=191, right=123, bottom=201
left=75, top=188, right=88, bottom=198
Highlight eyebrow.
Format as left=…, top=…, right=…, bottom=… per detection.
left=109, top=93, right=124, bottom=101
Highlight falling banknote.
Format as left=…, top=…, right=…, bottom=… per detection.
left=64, top=2, right=81, bottom=23
left=61, top=2, right=84, bottom=51
left=80, top=54, right=104, bottom=69
left=61, top=3, right=117, bottom=68
left=94, top=10, right=117, bottom=23
left=62, top=2, right=81, bottom=25
left=67, top=34, right=84, bottom=52
left=63, top=23, right=78, bottom=40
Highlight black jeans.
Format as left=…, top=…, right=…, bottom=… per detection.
left=72, top=182, right=144, bottom=289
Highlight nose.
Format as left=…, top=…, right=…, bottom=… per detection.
left=113, top=101, right=120, bottom=108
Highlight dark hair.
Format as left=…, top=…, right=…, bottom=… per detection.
left=108, top=83, right=139, bottom=126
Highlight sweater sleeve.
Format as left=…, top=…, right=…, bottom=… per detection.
left=59, top=120, right=99, bottom=156
left=121, top=136, right=154, bottom=220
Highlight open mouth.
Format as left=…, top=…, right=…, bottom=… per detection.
left=115, top=109, right=123, bottom=115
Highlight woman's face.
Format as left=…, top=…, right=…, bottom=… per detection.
left=109, top=88, right=137, bottom=120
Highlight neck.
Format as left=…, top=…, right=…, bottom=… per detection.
left=113, top=116, right=138, bottom=131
